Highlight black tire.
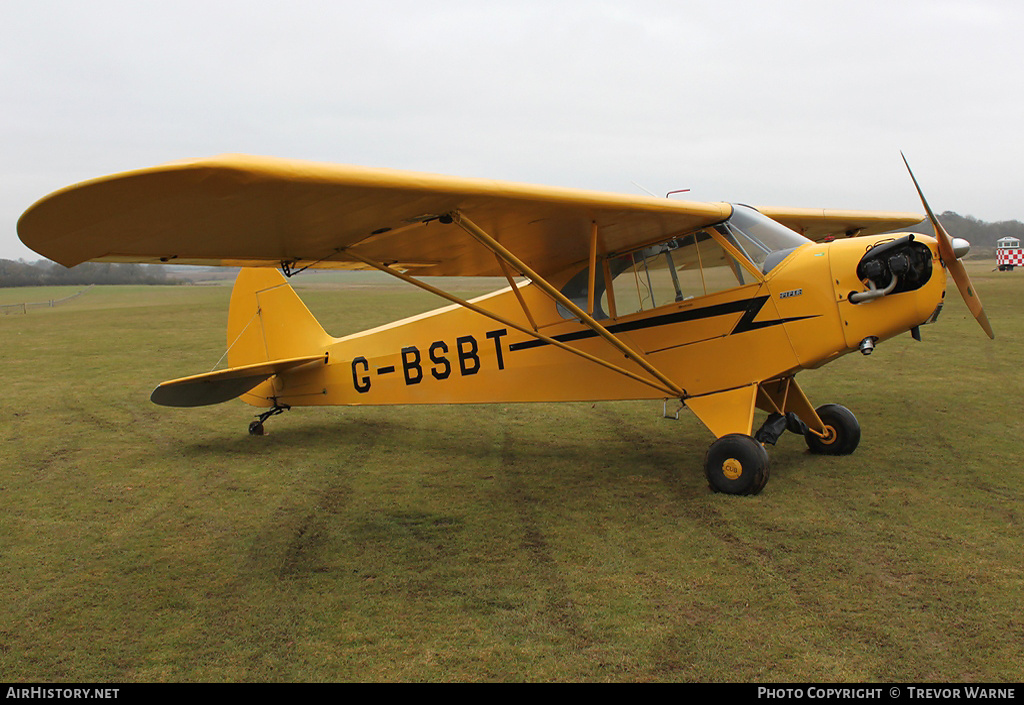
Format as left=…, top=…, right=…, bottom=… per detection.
left=248, top=420, right=265, bottom=436
left=704, top=434, right=770, bottom=495
left=805, top=404, right=860, bottom=455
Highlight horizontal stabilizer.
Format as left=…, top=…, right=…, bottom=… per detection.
left=151, top=354, right=326, bottom=407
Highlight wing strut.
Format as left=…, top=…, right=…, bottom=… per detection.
left=338, top=248, right=680, bottom=397
left=494, top=256, right=539, bottom=331
left=449, top=210, right=687, bottom=399
left=587, top=221, right=599, bottom=316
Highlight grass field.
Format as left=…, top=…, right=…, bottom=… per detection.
left=2, top=263, right=1022, bottom=682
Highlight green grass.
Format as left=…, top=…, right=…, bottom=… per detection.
left=1, top=263, right=1022, bottom=682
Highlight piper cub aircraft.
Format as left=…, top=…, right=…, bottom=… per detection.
left=18, top=154, right=993, bottom=495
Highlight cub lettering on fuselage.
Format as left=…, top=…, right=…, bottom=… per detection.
left=351, top=328, right=509, bottom=393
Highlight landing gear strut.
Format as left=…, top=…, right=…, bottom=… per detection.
left=248, top=403, right=290, bottom=436
left=753, top=404, right=860, bottom=456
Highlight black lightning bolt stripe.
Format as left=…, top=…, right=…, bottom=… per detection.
left=509, top=296, right=816, bottom=352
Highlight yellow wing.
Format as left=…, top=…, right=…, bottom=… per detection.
left=759, top=206, right=924, bottom=241
left=18, top=154, right=924, bottom=275
left=17, top=154, right=730, bottom=278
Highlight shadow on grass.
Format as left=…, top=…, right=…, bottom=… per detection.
left=168, top=412, right=703, bottom=473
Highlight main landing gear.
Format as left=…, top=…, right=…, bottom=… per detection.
left=703, top=403, right=861, bottom=495
left=248, top=403, right=290, bottom=436
left=704, top=434, right=771, bottom=495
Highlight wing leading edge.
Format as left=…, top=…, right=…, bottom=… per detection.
left=18, top=154, right=729, bottom=278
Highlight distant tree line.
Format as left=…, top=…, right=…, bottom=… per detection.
left=907, top=212, right=1024, bottom=254
left=0, top=260, right=180, bottom=287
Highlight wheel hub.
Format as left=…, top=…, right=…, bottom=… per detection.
left=722, top=458, right=743, bottom=480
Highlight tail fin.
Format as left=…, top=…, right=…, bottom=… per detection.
left=226, top=267, right=333, bottom=368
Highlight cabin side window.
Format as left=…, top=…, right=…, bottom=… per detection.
left=557, top=205, right=808, bottom=321
left=601, top=230, right=749, bottom=318
left=557, top=229, right=753, bottom=320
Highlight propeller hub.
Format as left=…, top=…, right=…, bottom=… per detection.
left=951, top=237, right=971, bottom=259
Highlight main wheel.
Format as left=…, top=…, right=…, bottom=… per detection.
left=704, top=434, right=770, bottom=495
left=805, top=404, right=860, bottom=455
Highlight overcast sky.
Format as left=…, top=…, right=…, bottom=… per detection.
left=3, top=0, right=1021, bottom=261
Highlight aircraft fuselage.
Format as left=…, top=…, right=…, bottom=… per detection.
left=246, top=232, right=946, bottom=415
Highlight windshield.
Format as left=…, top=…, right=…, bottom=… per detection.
left=717, top=204, right=811, bottom=273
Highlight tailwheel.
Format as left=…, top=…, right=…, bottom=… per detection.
left=248, top=402, right=290, bottom=436
left=704, top=434, right=770, bottom=495
left=805, top=404, right=860, bottom=455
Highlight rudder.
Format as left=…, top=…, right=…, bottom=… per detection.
left=227, top=268, right=333, bottom=368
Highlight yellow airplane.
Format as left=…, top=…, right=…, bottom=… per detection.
left=17, top=154, right=993, bottom=495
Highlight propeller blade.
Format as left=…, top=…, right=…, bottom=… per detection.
left=946, top=255, right=995, bottom=338
left=901, top=153, right=994, bottom=339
